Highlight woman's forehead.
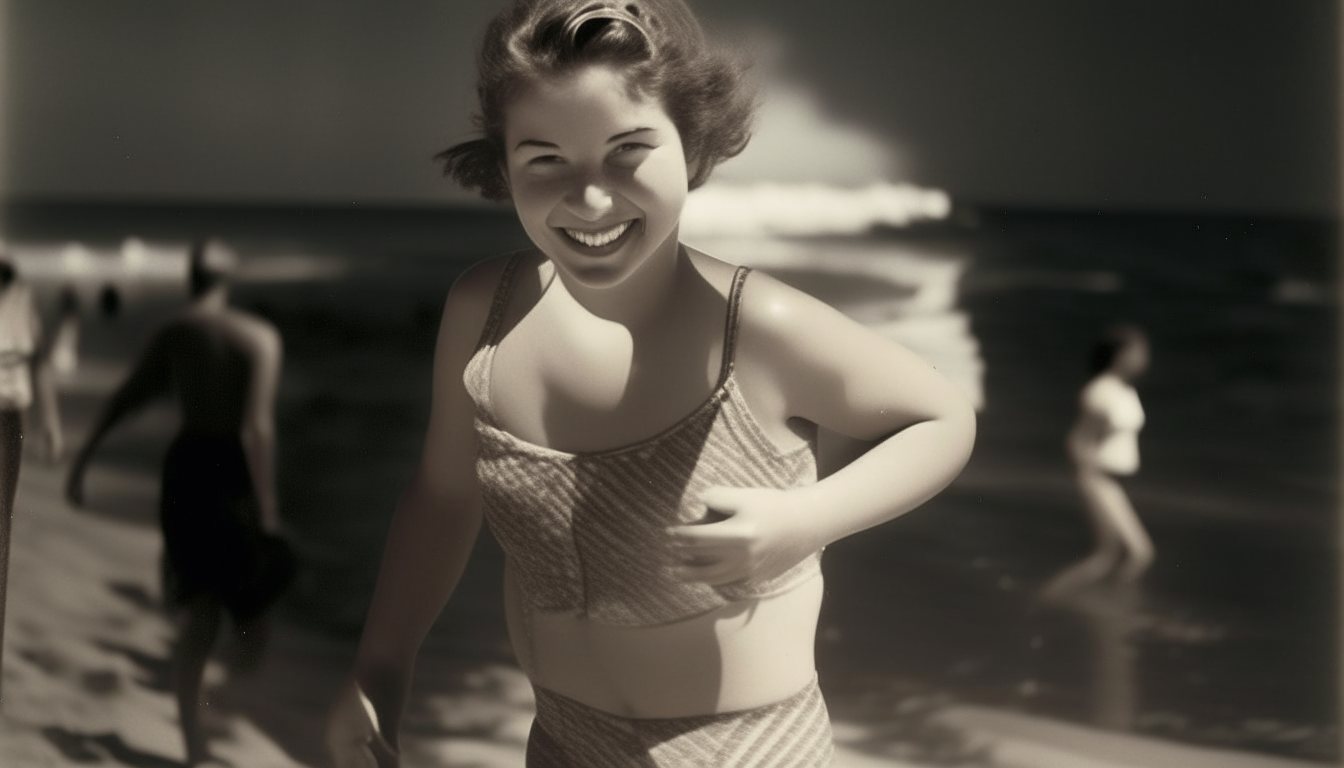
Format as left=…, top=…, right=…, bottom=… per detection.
left=504, top=65, right=670, bottom=143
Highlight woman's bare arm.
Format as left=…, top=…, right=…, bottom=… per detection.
left=348, top=258, right=503, bottom=746
left=672, top=274, right=977, bottom=583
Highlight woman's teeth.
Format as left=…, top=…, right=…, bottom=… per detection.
left=564, top=221, right=632, bottom=248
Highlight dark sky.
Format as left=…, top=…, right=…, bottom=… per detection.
left=2, top=0, right=1338, bottom=215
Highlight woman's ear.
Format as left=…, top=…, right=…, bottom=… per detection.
left=685, top=154, right=703, bottom=186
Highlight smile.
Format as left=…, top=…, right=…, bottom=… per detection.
left=562, top=220, right=634, bottom=248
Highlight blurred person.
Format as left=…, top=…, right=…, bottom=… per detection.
left=0, top=256, right=42, bottom=694
left=1044, top=324, right=1153, bottom=599
left=324, top=2, right=976, bottom=766
left=31, top=285, right=81, bottom=462
left=66, top=238, right=295, bottom=767
left=47, top=285, right=82, bottom=375
left=98, top=283, right=122, bottom=319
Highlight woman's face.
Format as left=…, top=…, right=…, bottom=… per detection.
left=1115, top=337, right=1150, bottom=380
left=502, top=64, right=689, bottom=289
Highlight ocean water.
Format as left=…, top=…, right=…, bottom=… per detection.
left=5, top=201, right=1336, bottom=761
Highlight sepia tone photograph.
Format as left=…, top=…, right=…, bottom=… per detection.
left=0, top=1, right=1337, bottom=766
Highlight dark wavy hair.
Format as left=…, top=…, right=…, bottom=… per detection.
left=1088, top=324, right=1147, bottom=376
left=437, top=0, right=757, bottom=201
left=188, top=238, right=237, bottom=298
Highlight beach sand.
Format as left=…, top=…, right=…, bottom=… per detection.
left=1, top=447, right=1321, bottom=768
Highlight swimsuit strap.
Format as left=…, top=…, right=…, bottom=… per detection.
left=716, top=266, right=752, bottom=387
left=473, top=252, right=528, bottom=352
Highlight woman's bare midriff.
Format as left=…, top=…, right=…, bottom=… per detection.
left=503, top=562, right=823, bottom=719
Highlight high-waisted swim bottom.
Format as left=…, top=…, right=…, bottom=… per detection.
left=526, top=677, right=835, bottom=767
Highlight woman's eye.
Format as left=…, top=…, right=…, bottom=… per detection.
left=527, top=155, right=564, bottom=166
left=609, top=143, right=653, bottom=166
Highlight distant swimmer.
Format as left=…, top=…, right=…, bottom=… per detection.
left=1044, top=324, right=1154, bottom=599
left=67, top=239, right=294, bottom=767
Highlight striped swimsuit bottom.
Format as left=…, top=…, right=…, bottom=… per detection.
left=526, top=677, right=836, bottom=767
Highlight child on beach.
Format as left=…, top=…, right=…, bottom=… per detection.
left=1045, top=324, right=1153, bottom=599
left=66, top=239, right=294, bottom=767
left=326, top=1, right=975, bottom=765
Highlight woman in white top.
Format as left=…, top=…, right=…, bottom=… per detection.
left=1044, top=324, right=1154, bottom=598
left=0, top=257, right=42, bottom=692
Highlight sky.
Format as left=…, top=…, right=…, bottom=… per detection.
left=1, top=0, right=1338, bottom=216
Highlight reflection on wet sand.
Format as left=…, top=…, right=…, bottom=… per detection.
left=1044, top=582, right=1144, bottom=732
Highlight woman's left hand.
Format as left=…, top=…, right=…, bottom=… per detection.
left=667, top=486, right=820, bottom=585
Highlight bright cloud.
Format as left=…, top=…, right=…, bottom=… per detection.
left=712, top=82, right=900, bottom=186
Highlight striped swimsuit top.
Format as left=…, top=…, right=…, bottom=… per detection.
left=463, top=255, right=823, bottom=627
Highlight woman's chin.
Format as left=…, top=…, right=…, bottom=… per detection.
left=561, top=262, right=636, bottom=291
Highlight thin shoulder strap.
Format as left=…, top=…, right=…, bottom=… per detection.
left=472, top=252, right=528, bottom=352
left=716, top=266, right=752, bottom=386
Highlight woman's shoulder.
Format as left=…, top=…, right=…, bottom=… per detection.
left=437, top=249, right=543, bottom=355
left=683, top=249, right=824, bottom=329
left=731, top=263, right=850, bottom=349
left=694, top=253, right=872, bottom=384
left=447, top=249, right=540, bottom=308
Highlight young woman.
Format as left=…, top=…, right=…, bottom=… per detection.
left=327, top=2, right=976, bottom=766
left=66, top=239, right=293, bottom=766
left=1045, top=324, right=1154, bottom=599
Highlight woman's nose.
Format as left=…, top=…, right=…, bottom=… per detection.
left=567, top=183, right=614, bottom=222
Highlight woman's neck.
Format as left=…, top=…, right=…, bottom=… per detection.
left=553, top=231, right=686, bottom=327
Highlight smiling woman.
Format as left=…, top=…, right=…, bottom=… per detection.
left=502, top=65, right=689, bottom=289
left=326, top=2, right=975, bottom=767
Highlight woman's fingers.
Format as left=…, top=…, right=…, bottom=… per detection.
left=327, top=682, right=397, bottom=768
left=671, top=557, right=748, bottom=586
left=667, top=522, right=747, bottom=548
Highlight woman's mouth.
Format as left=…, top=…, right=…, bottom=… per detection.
left=561, top=220, right=635, bottom=249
